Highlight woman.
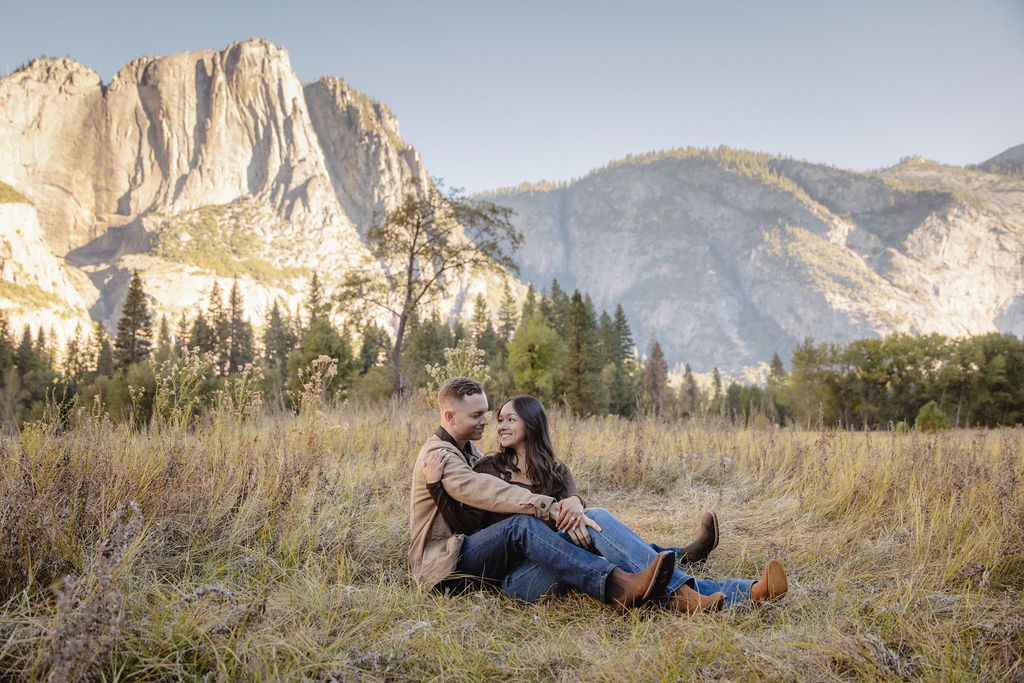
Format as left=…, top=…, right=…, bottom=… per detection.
left=426, top=394, right=787, bottom=613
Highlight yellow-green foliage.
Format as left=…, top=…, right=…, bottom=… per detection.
left=0, top=180, right=32, bottom=205
left=483, top=147, right=817, bottom=203
left=152, top=202, right=304, bottom=286
left=605, top=146, right=814, bottom=203
left=0, top=280, right=63, bottom=311
left=0, top=405, right=1021, bottom=680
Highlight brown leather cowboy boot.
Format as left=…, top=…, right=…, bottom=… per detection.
left=676, top=511, right=719, bottom=563
left=605, top=551, right=675, bottom=614
left=750, top=560, right=788, bottom=603
left=667, top=583, right=727, bottom=613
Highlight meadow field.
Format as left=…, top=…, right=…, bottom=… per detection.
left=1, top=397, right=1022, bottom=681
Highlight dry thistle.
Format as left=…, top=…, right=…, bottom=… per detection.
left=36, top=501, right=143, bottom=682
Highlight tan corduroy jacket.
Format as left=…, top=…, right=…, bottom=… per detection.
left=408, top=433, right=556, bottom=589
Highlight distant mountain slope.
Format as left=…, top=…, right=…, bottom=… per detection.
left=482, top=147, right=1024, bottom=372
left=977, top=143, right=1024, bottom=176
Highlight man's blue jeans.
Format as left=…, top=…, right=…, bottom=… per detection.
left=455, top=513, right=616, bottom=602
left=502, top=508, right=756, bottom=607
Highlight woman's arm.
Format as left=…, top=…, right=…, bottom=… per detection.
left=426, top=481, right=484, bottom=535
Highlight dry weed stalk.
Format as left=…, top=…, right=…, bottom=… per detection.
left=35, top=501, right=142, bottom=682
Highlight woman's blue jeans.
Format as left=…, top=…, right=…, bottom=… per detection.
left=455, top=513, right=615, bottom=602
left=502, top=508, right=756, bottom=607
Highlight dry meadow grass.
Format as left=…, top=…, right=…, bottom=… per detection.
left=1, top=399, right=1022, bottom=681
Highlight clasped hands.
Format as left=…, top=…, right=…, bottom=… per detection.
left=551, top=495, right=601, bottom=548
left=421, top=448, right=600, bottom=547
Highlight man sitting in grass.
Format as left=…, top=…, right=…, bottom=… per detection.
left=409, top=377, right=788, bottom=613
left=409, top=377, right=677, bottom=612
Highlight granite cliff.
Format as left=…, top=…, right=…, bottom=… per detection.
left=0, top=39, right=453, bottom=343
left=483, top=148, right=1024, bottom=373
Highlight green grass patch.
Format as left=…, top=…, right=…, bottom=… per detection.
left=151, top=202, right=305, bottom=286
left=0, top=180, right=32, bottom=205
left=0, top=279, right=63, bottom=310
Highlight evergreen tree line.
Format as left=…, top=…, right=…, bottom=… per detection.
left=4, top=270, right=1022, bottom=430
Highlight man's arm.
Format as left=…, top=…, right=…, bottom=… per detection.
left=426, top=480, right=484, bottom=534
left=429, top=445, right=555, bottom=518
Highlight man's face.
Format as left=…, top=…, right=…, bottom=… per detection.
left=445, top=392, right=489, bottom=443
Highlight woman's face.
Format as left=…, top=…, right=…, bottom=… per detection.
left=497, top=401, right=528, bottom=452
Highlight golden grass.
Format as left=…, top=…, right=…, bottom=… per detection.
left=1, top=403, right=1022, bottom=680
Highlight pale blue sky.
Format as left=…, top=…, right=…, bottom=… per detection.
left=3, top=1, right=1022, bottom=192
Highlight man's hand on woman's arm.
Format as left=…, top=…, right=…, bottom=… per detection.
left=422, top=449, right=450, bottom=484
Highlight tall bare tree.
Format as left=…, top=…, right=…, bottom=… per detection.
left=337, top=182, right=520, bottom=397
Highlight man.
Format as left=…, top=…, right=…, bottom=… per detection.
left=408, top=377, right=675, bottom=612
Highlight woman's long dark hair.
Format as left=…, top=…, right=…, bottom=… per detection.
left=494, top=395, right=560, bottom=494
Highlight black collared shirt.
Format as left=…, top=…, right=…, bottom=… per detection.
left=435, top=426, right=476, bottom=462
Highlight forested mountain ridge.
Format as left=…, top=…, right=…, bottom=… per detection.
left=482, top=146, right=1024, bottom=373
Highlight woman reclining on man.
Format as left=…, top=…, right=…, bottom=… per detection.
left=424, top=393, right=787, bottom=613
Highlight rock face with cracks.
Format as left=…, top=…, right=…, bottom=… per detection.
left=484, top=150, right=1024, bottom=372
left=0, top=39, right=469, bottom=344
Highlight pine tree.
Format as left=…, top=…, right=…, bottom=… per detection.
left=188, top=312, right=217, bottom=357
left=227, top=280, right=254, bottom=373
left=16, top=326, right=34, bottom=375
left=682, top=363, right=700, bottom=415
left=305, top=272, right=328, bottom=328
left=543, top=279, right=570, bottom=334
left=286, top=316, right=356, bottom=405
left=357, top=324, right=384, bottom=374
left=598, top=311, right=616, bottom=367
left=93, top=323, right=113, bottom=377
left=175, top=312, right=190, bottom=353
left=496, top=286, right=520, bottom=357
left=35, top=327, right=48, bottom=365
left=155, top=315, right=175, bottom=364
left=643, top=339, right=668, bottom=413
left=403, top=313, right=456, bottom=388
left=563, top=290, right=605, bottom=414
left=477, top=320, right=499, bottom=362
left=63, top=323, right=88, bottom=385
left=612, top=305, right=634, bottom=364
left=470, top=293, right=490, bottom=343
left=768, top=351, right=786, bottom=385
left=113, top=270, right=153, bottom=369
left=263, top=300, right=296, bottom=369
left=0, top=312, right=14, bottom=371
left=207, top=281, right=229, bottom=374
left=521, top=283, right=537, bottom=322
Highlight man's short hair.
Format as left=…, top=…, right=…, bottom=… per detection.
left=438, top=377, right=484, bottom=409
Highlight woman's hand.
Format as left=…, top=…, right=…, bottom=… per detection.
left=556, top=495, right=586, bottom=531
left=422, top=449, right=450, bottom=484
left=567, top=514, right=601, bottom=548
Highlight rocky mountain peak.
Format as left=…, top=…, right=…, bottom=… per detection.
left=0, top=39, right=442, bottom=349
